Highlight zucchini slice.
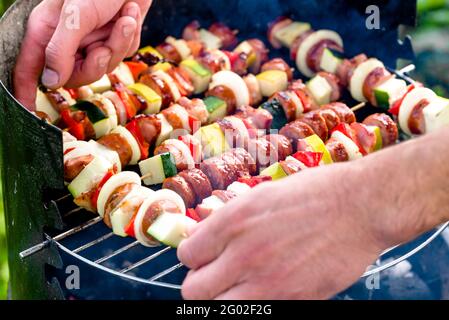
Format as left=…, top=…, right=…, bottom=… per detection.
left=260, top=162, right=288, bottom=181
left=204, top=96, right=227, bottom=123
left=139, top=152, right=178, bottom=186
left=260, top=99, right=288, bottom=130
left=373, top=78, right=407, bottom=109
left=147, top=213, right=197, bottom=248
left=133, top=189, right=186, bottom=247
left=67, top=156, right=113, bottom=199
left=320, top=48, right=344, bottom=74
left=180, top=59, right=212, bottom=94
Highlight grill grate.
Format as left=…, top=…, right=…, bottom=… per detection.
left=18, top=64, right=449, bottom=293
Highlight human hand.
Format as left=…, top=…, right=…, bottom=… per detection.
left=13, top=0, right=152, bottom=109
left=177, top=163, right=388, bottom=300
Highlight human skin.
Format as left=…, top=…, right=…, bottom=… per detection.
left=177, top=127, right=449, bottom=299
left=13, top=0, right=153, bottom=110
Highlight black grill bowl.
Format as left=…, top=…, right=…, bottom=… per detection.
left=0, top=0, right=428, bottom=300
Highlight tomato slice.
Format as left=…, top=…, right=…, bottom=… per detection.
left=90, top=170, right=115, bottom=211
left=292, top=151, right=323, bottom=168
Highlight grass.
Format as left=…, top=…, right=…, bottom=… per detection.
left=0, top=0, right=13, bottom=300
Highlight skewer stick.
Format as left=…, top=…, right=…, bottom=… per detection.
left=350, top=102, right=366, bottom=112
left=141, top=172, right=153, bottom=181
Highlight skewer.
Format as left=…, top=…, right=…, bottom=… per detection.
left=350, top=102, right=366, bottom=112
left=141, top=172, right=153, bottom=181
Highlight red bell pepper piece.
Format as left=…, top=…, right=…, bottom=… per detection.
left=125, top=61, right=148, bottom=81
left=65, top=88, right=79, bottom=100
left=186, top=208, right=201, bottom=222
left=124, top=215, right=137, bottom=238
left=61, top=109, right=85, bottom=140
left=90, top=170, right=115, bottom=210
left=388, top=83, right=422, bottom=116
left=238, top=176, right=272, bottom=188
left=223, top=51, right=240, bottom=67
left=116, top=87, right=137, bottom=120
left=188, top=116, right=201, bottom=134
left=292, top=151, right=323, bottom=168
left=293, top=89, right=312, bottom=113
left=126, top=117, right=150, bottom=160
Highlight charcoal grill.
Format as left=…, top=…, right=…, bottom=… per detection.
left=1, top=0, right=448, bottom=300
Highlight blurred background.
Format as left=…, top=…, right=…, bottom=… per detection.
left=0, top=0, right=448, bottom=300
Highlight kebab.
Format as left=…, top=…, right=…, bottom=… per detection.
left=193, top=113, right=398, bottom=219
left=157, top=103, right=394, bottom=209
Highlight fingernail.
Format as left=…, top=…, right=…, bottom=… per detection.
left=41, top=68, right=59, bottom=88
left=98, top=54, right=111, bottom=68
left=126, top=6, right=139, bottom=19
left=123, top=24, right=135, bottom=37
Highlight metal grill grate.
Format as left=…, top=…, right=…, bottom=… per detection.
left=18, top=64, right=449, bottom=292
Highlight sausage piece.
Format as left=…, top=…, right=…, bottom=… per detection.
left=162, top=176, right=196, bottom=208
left=179, top=168, right=213, bottom=205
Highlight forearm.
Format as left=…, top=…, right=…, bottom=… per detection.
left=348, top=127, right=449, bottom=248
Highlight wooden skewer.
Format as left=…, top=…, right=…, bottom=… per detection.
left=141, top=172, right=153, bottom=180
left=351, top=102, right=366, bottom=112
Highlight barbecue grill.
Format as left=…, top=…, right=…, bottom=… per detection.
left=1, top=0, right=448, bottom=300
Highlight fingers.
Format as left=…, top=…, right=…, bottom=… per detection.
left=121, top=2, right=142, bottom=57
left=177, top=210, right=237, bottom=270
left=214, top=283, right=256, bottom=300
left=104, top=15, right=137, bottom=72
left=181, top=251, right=240, bottom=300
left=42, top=0, right=126, bottom=89
left=13, top=0, right=63, bottom=110
left=65, top=46, right=112, bottom=88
